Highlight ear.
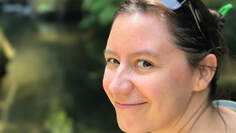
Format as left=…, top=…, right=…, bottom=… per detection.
left=193, top=54, right=217, bottom=92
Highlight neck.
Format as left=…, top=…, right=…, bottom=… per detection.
left=174, top=90, right=210, bottom=133
left=152, top=89, right=220, bottom=133
left=173, top=90, right=225, bottom=133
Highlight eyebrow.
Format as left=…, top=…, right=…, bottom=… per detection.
left=104, top=49, right=160, bottom=59
left=104, top=49, right=117, bottom=56
left=131, top=50, right=160, bottom=58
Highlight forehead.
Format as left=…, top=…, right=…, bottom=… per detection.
left=106, top=13, right=179, bottom=57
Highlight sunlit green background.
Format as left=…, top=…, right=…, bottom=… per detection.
left=0, top=0, right=235, bottom=133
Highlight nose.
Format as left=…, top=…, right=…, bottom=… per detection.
left=108, top=66, right=134, bottom=96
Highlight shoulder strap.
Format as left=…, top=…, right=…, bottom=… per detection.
left=213, top=100, right=236, bottom=112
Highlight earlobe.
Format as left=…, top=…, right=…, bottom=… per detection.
left=193, top=54, right=217, bottom=92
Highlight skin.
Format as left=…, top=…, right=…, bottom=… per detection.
left=102, top=12, right=229, bottom=133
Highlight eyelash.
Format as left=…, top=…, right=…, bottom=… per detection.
left=136, top=60, right=153, bottom=69
left=106, top=58, right=120, bottom=65
left=106, top=57, right=153, bottom=70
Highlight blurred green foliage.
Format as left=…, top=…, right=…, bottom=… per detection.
left=45, top=110, right=73, bottom=133
left=34, top=0, right=57, bottom=14
left=0, top=0, right=235, bottom=133
left=80, top=0, right=122, bottom=27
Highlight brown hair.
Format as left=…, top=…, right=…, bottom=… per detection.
left=113, top=0, right=226, bottom=101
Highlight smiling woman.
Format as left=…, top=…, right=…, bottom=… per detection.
left=102, top=0, right=236, bottom=133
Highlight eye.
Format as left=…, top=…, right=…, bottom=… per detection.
left=137, top=60, right=152, bottom=69
left=106, top=58, right=120, bottom=65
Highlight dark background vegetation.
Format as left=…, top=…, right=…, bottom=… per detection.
left=0, top=0, right=235, bottom=133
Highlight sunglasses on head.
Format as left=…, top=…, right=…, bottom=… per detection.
left=158, top=0, right=207, bottom=41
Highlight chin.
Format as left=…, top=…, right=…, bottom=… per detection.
left=117, top=116, right=147, bottom=133
left=119, top=126, right=146, bottom=133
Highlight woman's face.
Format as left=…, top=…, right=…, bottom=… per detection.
left=103, top=13, right=198, bottom=133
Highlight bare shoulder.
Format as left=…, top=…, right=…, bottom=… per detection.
left=219, top=106, right=236, bottom=133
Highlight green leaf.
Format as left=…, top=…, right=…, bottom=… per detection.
left=98, top=5, right=117, bottom=25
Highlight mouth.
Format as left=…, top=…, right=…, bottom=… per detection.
left=114, top=101, right=147, bottom=109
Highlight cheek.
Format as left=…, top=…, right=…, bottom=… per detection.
left=133, top=72, right=167, bottom=102
left=168, top=55, right=194, bottom=89
left=161, top=66, right=194, bottom=112
left=135, top=67, right=193, bottom=109
left=131, top=73, right=186, bottom=128
left=103, top=68, right=113, bottom=96
left=169, top=64, right=194, bottom=90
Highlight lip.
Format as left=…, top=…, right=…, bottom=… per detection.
left=114, top=101, right=147, bottom=109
